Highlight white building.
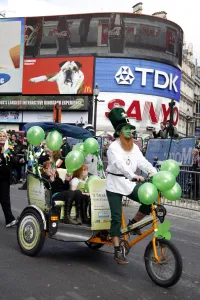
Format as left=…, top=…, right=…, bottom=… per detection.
left=178, top=45, right=195, bottom=136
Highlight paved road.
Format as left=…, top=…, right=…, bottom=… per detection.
left=0, top=184, right=200, bottom=300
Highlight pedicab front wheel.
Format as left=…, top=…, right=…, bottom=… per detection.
left=17, top=208, right=46, bottom=257
left=144, top=239, right=182, bottom=287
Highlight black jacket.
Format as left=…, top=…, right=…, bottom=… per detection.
left=0, top=153, right=12, bottom=181
left=42, top=173, right=70, bottom=195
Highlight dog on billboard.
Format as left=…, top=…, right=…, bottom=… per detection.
left=29, top=61, right=84, bottom=94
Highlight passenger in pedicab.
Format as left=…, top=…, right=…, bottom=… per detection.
left=41, top=160, right=83, bottom=225
left=52, top=149, right=65, bottom=169
left=70, top=164, right=91, bottom=225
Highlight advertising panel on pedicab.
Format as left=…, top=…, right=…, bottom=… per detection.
left=89, top=179, right=111, bottom=230
left=27, top=175, right=46, bottom=211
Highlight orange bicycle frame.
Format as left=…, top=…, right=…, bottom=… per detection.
left=89, top=192, right=162, bottom=262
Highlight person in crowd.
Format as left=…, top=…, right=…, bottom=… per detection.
left=106, top=108, right=157, bottom=264
left=152, top=122, right=166, bottom=139
left=11, top=136, right=24, bottom=182
left=192, top=148, right=200, bottom=171
left=70, top=164, right=91, bottom=224
left=20, top=138, right=28, bottom=181
left=18, top=144, right=43, bottom=190
left=191, top=148, right=200, bottom=199
left=61, top=137, right=71, bottom=157
left=195, top=138, right=200, bottom=150
left=0, top=129, right=17, bottom=227
left=152, top=121, right=179, bottom=139
left=42, top=160, right=82, bottom=225
left=165, top=120, right=179, bottom=138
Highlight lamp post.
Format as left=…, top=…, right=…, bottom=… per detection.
left=93, top=84, right=105, bottom=135
left=168, top=99, right=176, bottom=138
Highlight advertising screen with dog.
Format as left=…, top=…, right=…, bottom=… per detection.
left=22, top=56, right=94, bottom=95
left=24, top=13, right=183, bottom=67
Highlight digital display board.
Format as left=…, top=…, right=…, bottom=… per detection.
left=24, top=13, right=183, bottom=67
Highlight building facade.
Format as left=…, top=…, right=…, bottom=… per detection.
left=177, top=46, right=195, bottom=137
left=194, top=66, right=200, bottom=136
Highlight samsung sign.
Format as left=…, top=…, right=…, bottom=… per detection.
left=95, top=58, right=181, bottom=101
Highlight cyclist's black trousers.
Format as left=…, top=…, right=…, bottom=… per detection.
left=106, top=184, right=151, bottom=237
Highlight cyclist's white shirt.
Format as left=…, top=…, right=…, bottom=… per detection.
left=106, top=139, right=157, bottom=195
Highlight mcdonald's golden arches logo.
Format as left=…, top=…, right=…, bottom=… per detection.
left=84, top=86, right=92, bottom=93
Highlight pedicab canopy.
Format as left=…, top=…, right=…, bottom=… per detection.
left=24, top=122, right=93, bottom=140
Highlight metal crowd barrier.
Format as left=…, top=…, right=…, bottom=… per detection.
left=162, top=169, right=200, bottom=212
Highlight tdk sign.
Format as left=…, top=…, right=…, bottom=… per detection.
left=115, top=66, right=179, bottom=92
left=0, top=74, right=11, bottom=86
left=95, top=58, right=181, bottom=102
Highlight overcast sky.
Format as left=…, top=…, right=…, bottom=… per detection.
left=1, top=0, right=200, bottom=63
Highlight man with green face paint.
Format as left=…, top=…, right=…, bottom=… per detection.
left=106, top=108, right=157, bottom=264
left=121, top=124, right=132, bottom=139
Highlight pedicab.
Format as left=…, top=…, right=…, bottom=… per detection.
left=16, top=122, right=183, bottom=288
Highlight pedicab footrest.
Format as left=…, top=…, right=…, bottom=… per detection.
left=53, top=201, right=65, bottom=206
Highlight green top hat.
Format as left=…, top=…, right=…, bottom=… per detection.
left=108, top=107, right=136, bottom=138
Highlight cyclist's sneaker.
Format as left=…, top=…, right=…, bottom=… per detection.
left=114, top=250, right=129, bottom=264
left=128, top=219, right=142, bottom=235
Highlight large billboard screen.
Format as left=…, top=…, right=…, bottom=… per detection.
left=22, top=56, right=94, bottom=95
left=24, top=13, right=183, bottom=67
left=0, top=18, right=24, bottom=93
left=95, top=92, right=179, bottom=133
left=95, top=58, right=181, bottom=102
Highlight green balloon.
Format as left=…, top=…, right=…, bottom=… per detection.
left=27, top=126, right=45, bottom=146
left=46, top=130, right=63, bottom=151
left=73, top=143, right=87, bottom=156
left=84, top=138, right=99, bottom=155
left=152, top=171, right=176, bottom=192
left=162, top=182, right=182, bottom=201
left=160, top=159, right=180, bottom=177
left=65, top=150, right=84, bottom=172
left=138, top=183, right=158, bottom=205
left=85, top=175, right=101, bottom=192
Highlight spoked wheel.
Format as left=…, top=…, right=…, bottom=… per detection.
left=17, top=209, right=45, bottom=257
left=144, top=239, right=182, bottom=287
left=85, top=241, right=104, bottom=250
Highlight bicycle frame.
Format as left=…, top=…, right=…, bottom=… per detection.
left=89, top=191, right=162, bottom=263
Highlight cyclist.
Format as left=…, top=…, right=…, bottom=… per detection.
left=106, top=108, right=157, bottom=265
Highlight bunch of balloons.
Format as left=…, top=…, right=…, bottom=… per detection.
left=138, top=159, right=182, bottom=205
left=27, top=126, right=63, bottom=151
left=26, top=126, right=99, bottom=174
left=65, top=138, right=99, bottom=174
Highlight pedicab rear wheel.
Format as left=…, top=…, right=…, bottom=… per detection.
left=17, top=208, right=45, bottom=257
left=144, top=239, right=182, bottom=287
left=85, top=241, right=104, bottom=250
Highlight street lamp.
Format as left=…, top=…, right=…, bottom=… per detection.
left=93, top=84, right=105, bottom=135
left=168, top=99, right=175, bottom=137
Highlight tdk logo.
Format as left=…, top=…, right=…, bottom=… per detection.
left=115, top=66, right=135, bottom=85
left=115, top=66, right=179, bottom=93
left=0, top=74, right=11, bottom=85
